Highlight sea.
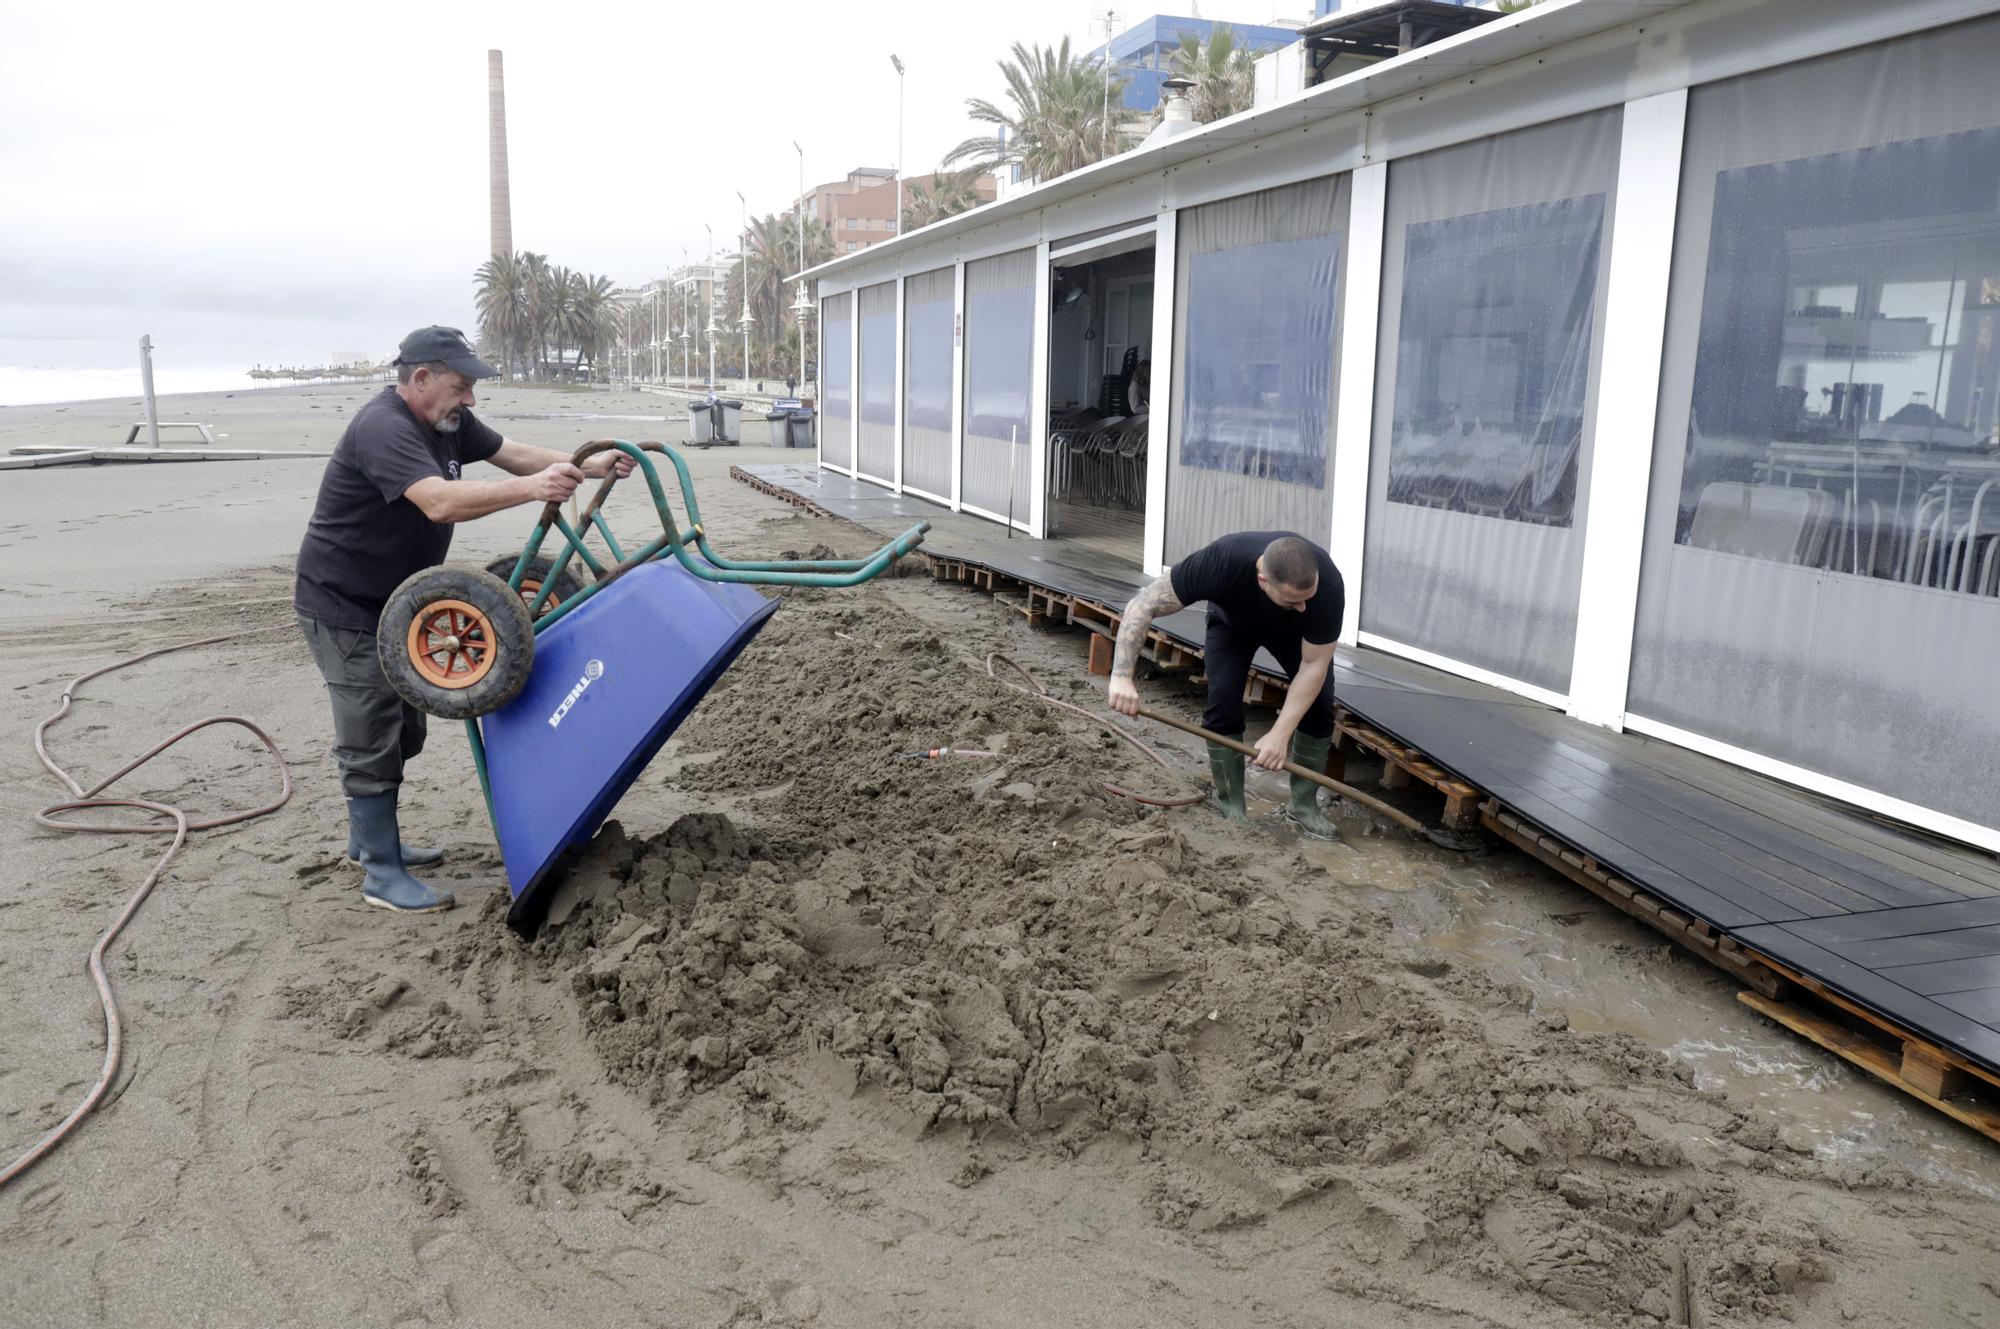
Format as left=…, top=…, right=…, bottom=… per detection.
left=0, top=366, right=369, bottom=408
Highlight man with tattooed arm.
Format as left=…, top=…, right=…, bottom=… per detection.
left=1106, top=532, right=1344, bottom=840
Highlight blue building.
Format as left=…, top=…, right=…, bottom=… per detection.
left=1312, top=0, right=1490, bottom=11
left=1086, top=14, right=1304, bottom=112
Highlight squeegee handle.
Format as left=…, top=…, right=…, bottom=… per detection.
left=1134, top=705, right=1425, bottom=833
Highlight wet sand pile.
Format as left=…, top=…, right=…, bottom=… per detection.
left=449, top=586, right=1860, bottom=1325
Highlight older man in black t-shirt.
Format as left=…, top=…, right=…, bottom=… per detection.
left=294, top=326, right=631, bottom=914
left=1108, top=531, right=1343, bottom=839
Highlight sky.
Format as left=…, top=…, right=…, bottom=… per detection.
left=0, top=0, right=1307, bottom=377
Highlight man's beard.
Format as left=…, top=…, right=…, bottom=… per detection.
left=435, top=411, right=461, bottom=434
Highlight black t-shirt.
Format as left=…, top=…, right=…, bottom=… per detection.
left=1169, top=530, right=1344, bottom=648
left=294, top=386, right=504, bottom=630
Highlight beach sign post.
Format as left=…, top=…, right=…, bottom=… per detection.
left=138, top=335, right=161, bottom=449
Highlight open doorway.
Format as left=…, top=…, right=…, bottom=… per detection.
left=1046, top=233, right=1155, bottom=564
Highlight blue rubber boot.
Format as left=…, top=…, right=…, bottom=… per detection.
left=346, top=829, right=444, bottom=869
left=346, top=794, right=454, bottom=914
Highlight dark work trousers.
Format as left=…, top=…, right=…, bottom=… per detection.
left=1201, top=608, right=1336, bottom=740
left=298, top=613, right=426, bottom=798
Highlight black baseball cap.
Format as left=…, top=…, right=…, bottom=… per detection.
left=393, top=325, right=499, bottom=380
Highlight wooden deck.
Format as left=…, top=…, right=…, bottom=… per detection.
left=734, top=462, right=2000, bottom=1139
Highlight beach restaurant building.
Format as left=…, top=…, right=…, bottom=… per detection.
left=797, top=0, right=2000, bottom=854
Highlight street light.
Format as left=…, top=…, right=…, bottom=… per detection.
left=679, top=247, right=692, bottom=388
left=793, top=282, right=813, bottom=403
left=890, top=55, right=905, bottom=236
left=704, top=222, right=718, bottom=389
left=793, top=140, right=808, bottom=389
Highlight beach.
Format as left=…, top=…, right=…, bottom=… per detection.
left=2, top=382, right=1999, bottom=1328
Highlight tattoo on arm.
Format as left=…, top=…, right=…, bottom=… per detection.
left=1111, top=575, right=1185, bottom=680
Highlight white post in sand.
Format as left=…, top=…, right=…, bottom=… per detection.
left=138, top=335, right=161, bottom=448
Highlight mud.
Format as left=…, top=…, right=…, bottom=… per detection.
left=449, top=585, right=1928, bottom=1325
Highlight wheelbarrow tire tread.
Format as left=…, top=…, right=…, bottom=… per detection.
left=378, top=567, right=536, bottom=719
left=484, top=554, right=586, bottom=609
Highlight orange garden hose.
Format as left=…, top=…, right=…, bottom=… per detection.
left=2, top=629, right=293, bottom=1189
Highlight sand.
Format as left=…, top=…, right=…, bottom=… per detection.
left=2, top=382, right=1999, bottom=1328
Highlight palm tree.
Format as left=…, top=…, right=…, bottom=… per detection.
left=737, top=212, right=833, bottom=375
left=1164, top=25, right=1256, bottom=125
left=944, top=38, right=1132, bottom=185
left=474, top=252, right=533, bottom=378
left=901, top=166, right=986, bottom=232
left=567, top=274, right=617, bottom=379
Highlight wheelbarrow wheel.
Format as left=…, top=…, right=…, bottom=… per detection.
left=484, top=554, right=586, bottom=613
left=378, top=567, right=536, bottom=719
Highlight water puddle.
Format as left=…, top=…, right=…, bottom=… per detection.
left=1380, top=858, right=2000, bottom=1196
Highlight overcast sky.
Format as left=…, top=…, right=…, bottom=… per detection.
left=0, top=0, right=1305, bottom=374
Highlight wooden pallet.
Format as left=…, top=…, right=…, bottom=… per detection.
left=1737, top=990, right=2000, bottom=1143
left=1333, top=712, right=1482, bottom=831
left=728, top=466, right=834, bottom=520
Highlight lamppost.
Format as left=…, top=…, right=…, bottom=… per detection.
left=793, top=282, right=813, bottom=402
left=704, top=222, right=716, bottom=388
left=793, top=141, right=808, bottom=386
left=650, top=284, right=660, bottom=382
left=679, top=247, right=692, bottom=388
left=890, top=55, right=905, bottom=235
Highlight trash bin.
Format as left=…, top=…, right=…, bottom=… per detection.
left=787, top=407, right=815, bottom=450
left=716, top=399, right=744, bottom=445
left=765, top=407, right=793, bottom=446
left=686, top=401, right=714, bottom=446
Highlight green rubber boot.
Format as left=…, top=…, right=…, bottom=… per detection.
left=1286, top=733, right=1343, bottom=841
left=1206, top=738, right=1250, bottom=823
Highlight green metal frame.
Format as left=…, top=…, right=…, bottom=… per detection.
left=464, top=439, right=929, bottom=819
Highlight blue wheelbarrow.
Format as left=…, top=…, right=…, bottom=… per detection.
left=376, top=439, right=927, bottom=934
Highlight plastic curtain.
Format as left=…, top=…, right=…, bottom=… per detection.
left=961, top=249, right=1035, bottom=522
left=1361, top=109, right=1620, bottom=693
left=855, top=282, right=897, bottom=483
left=821, top=291, right=853, bottom=469
left=1166, top=176, right=1348, bottom=564
left=1628, top=15, right=2000, bottom=828
left=902, top=266, right=955, bottom=500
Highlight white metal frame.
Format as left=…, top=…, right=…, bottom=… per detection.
left=1567, top=87, right=1687, bottom=728
left=1049, top=220, right=1157, bottom=263
left=1028, top=237, right=1052, bottom=539
left=1330, top=160, right=1386, bottom=650
left=949, top=261, right=966, bottom=511
left=846, top=291, right=862, bottom=481
left=1142, top=208, right=1176, bottom=575
left=891, top=276, right=907, bottom=494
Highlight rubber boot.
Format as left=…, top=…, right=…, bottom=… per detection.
left=346, top=829, right=444, bottom=870
left=346, top=794, right=455, bottom=913
left=1205, top=738, right=1250, bottom=823
left=1285, top=733, right=1343, bottom=842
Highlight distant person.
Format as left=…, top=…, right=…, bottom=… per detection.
left=786, top=374, right=797, bottom=397
left=1107, top=532, right=1343, bottom=840
left=294, top=326, right=633, bottom=914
